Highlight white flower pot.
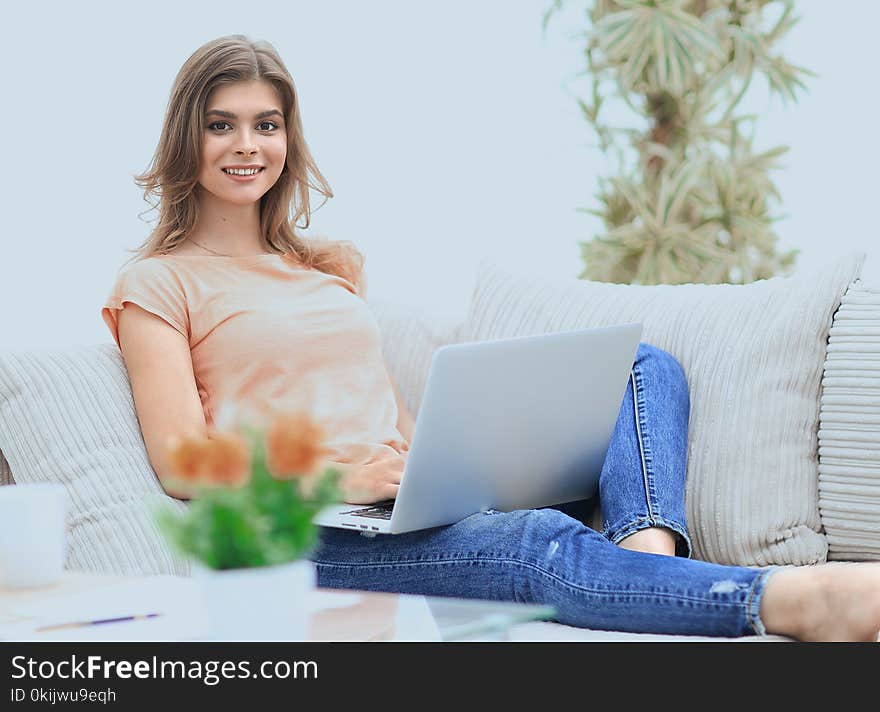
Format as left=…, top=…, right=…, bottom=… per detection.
left=191, top=558, right=316, bottom=641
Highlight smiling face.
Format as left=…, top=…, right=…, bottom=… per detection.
left=196, top=79, right=288, bottom=208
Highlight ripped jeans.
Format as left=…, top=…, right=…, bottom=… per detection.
left=311, top=343, right=778, bottom=637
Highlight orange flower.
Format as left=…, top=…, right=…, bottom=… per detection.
left=165, top=436, right=206, bottom=482
left=266, top=412, right=333, bottom=479
left=205, top=431, right=252, bottom=486
left=166, top=431, right=251, bottom=488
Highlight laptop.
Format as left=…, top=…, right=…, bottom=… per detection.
left=312, top=322, right=643, bottom=535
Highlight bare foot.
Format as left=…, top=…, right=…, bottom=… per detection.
left=761, top=562, right=880, bottom=642
left=617, top=527, right=677, bottom=556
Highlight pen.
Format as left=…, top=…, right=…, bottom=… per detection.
left=35, top=613, right=162, bottom=632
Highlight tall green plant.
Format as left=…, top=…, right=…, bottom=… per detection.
left=545, top=0, right=812, bottom=284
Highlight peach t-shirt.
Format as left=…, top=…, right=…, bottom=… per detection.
left=101, top=252, right=409, bottom=468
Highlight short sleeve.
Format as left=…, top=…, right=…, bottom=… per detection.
left=101, top=259, right=190, bottom=350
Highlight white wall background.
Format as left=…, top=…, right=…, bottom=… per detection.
left=1, top=0, right=876, bottom=347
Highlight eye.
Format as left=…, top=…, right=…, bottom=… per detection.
left=207, top=120, right=280, bottom=131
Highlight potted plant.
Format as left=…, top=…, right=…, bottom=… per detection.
left=152, top=409, right=342, bottom=641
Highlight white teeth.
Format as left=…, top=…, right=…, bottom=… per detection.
left=223, top=168, right=262, bottom=175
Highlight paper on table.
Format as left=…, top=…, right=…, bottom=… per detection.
left=0, top=576, right=208, bottom=642
left=0, top=576, right=363, bottom=642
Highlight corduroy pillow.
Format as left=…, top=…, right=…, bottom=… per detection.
left=818, top=282, right=880, bottom=561
left=461, top=253, right=866, bottom=566
left=0, top=344, right=191, bottom=576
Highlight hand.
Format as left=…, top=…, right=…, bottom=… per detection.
left=338, top=454, right=406, bottom=504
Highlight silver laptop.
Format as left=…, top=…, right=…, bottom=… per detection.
left=313, top=322, right=642, bottom=535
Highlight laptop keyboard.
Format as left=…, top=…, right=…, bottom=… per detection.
left=341, top=502, right=395, bottom=520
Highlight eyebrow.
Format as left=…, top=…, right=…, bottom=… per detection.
left=205, top=109, right=284, bottom=120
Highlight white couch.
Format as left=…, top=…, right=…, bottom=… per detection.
left=1, top=254, right=878, bottom=641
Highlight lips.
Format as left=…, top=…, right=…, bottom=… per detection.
left=221, top=167, right=266, bottom=183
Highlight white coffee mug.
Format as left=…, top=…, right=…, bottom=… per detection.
left=0, top=482, right=68, bottom=589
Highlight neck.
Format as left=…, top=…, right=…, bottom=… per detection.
left=192, top=190, right=267, bottom=255
left=187, top=236, right=271, bottom=257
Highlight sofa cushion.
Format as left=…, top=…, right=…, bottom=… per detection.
left=0, top=297, right=465, bottom=577
left=461, top=253, right=866, bottom=567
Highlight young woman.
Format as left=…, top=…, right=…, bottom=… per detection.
left=102, top=34, right=880, bottom=641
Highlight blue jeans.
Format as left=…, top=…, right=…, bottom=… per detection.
left=311, top=342, right=778, bottom=637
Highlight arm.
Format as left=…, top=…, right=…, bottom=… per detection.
left=117, top=303, right=208, bottom=500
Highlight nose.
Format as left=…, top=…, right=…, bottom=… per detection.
left=235, top=128, right=258, bottom=156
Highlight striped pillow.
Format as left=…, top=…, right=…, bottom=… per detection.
left=0, top=344, right=190, bottom=576
left=461, top=253, right=865, bottom=566
left=819, top=283, right=880, bottom=560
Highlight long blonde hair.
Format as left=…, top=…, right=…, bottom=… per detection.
left=127, top=34, right=363, bottom=287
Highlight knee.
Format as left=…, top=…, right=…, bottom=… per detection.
left=634, top=342, right=689, bottom=411
left=635, top=342, right=688, bottom=386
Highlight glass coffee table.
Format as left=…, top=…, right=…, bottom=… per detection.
left=305, top=587, right=556, bottom=642
left=0, top=572, right=556, bottom=642
left=424, top=596, right=557, bottom=641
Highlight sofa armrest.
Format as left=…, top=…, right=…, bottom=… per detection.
left=819, top=279, right=880, bottom=560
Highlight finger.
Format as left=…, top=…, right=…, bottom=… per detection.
left=382, top=483, right=400, bottom=501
